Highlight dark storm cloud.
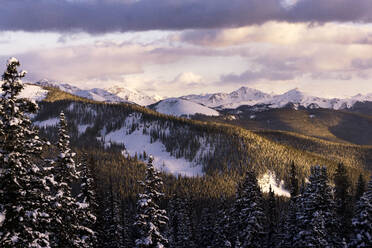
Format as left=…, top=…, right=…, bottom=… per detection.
left=0, top=0, right=372, bottom=33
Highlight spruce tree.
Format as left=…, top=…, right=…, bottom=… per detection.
left=334, top=163, right=353, bottom=237
left=355, top=174, right=366, bottom=202
left=51, top=112, right=81, bottom=247
left=212, top=198, right=232, bottom=248
left=279, top=161, right=299, bottom=248
left=76, top=155, right=98, bottom=247
left=230, top=170, right=266, bottom=247
left=134, top=157, right=169, bottom=248
left=294, top=166, right=343, bottom=248
left=168, top=195, right=195, bottom=248
left=0, top=58, right=52, bottom=247
left=350, top=177, right=372, bottom=248
left=196, top=207, right=214, bottom=248
left=266, top=186, right=277, bottom=248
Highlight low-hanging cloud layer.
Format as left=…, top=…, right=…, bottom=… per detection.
left=1, top=0, right=372, bottom=33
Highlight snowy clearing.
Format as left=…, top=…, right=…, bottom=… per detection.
left=78, top=124, right=92, bottom=135
left=105, top=127, right=203, bottom=177
left=33, top=117, right=59, bottom=128
left=258, top=171, right=290, bottom=197
left=154, top=98, right=219, bottom=117
left=103, top=114, right=204, bottom=177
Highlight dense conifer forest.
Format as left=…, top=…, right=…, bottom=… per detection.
left=1, top=60, right=372, bottom=247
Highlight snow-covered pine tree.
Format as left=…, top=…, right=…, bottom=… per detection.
left=51, top=112, right=82, bottom=247
left=0, top=58, right=52, bottom=247
left=168, top=195, right=195, bottom=248
left=196, top=207, right=214, bottom=248
left=355, top=174, right=366, bottom=202
left=134, top=157, right=169, bottom=248
left=211, top=198, right=231, bottom=248
left=349, top=176, right=372, bottom=248
left=334, top=163, right=353, bottom=238
left=76, top=155, right=98, bottom=247
left=294, top=166, right=343, bottom=248
left=266, top=186, right=278, bottom=248
left=278, top=161, right=299, bottom=248
left=230, top=170, right=266, bottom=248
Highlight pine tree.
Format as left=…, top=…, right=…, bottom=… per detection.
left=212, top=198, right=231, bottom=248
left=266, top=186, right=277, bottom=248
left=51, top=112, right=82, bottom=247
left=355, top=174, right=366, bottom=202
left=168, top=195, right=195, bottom=248
left=350, top=177, right=372, bottom=248
left=230, top=170, right=266, bottom=248
left=134, top=157, right=169, bottom=248
left=196, top=207, right=214, bottom=248
left=76, top=155, right=98, bottom=247
left=278, top=161, right=299, bottom=248
left=334, top=163, right=353, bottom=238
left=100, top=178, right=124, bottom=248
left=294, top=166, right=342, bottom=248
left=0, top=58, right=52, bottom=247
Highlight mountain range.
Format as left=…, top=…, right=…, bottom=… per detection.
left=30, top=80, right=372, bottom=116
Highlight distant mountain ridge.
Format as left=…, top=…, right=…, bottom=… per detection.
left=34, top=80, right=160, bottom=106
left=32, top=81, right=372, bottom=114
left=182, top=86, right=372, bottom=111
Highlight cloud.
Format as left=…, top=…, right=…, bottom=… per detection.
left=0, top=41, right=181, bottom=82
left=173, top=72, right=203, bottom=84
left=220, top=68, right=299, bottom=84
left=1, top=0, right=372, bottom=33
left=352, top=58, right=372, bottom=70
left=179, top=22, right=372, bottom=47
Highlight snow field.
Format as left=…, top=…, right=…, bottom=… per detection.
left=258, top=171, right=290, bottom=197
left=154, top=98, right=219, bottom=117
left=103, top=114, right=204, bottom=177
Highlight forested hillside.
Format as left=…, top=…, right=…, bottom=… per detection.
left=1, top=59, right=372, bottom=247
left=33, top=87, right=372, bottom=184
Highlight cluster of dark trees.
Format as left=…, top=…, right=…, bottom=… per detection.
left=1, top=59, right=371, bottom=248
left=0, top=59, right=97, bottom=247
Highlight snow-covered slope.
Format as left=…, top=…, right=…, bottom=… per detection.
left=18, top=84, right=48, bottom=101
left=2, top=83, right=48, bottom=102
left=102, top=113, right=205, bottom=176
left=152, top=98, right=220, bottom=117
left=34, top=80, right=158, bottom=106
left=106, top=85, right=160, bottom=106
left=183, top=86, right=372, bottom=111
left=258, top=171, right=290, bottom=197
left=182, top=86, right=271, bottom=109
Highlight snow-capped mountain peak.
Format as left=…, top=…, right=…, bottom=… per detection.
left=105, top=85, right=160, bottom=106
left=34, top=80, right=159, bottom=106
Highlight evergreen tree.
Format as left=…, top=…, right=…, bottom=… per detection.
left=0, top=58, right=52, bottom=247
left=134, top=157, right=169, bottom=248
left=350, top=177, right=372, bottom=248
left=230, top=170, right=266, bottom=248
left=51, top=112, right=82, bottom=247
left=294, top=166, right=343, bottom=248
left=212, top=198, right=231, bottom=248
left=334, top=163, right=353, bottom=237
left=100, top=178, right=124, bottom=248
left=76, top=155, right=98, bottom=247
left=266, top=186, right=277, bottom=248
left=168, top=195, right=195, bottom=248
left=355, top=174, right=366, bottom=202
left=278, top=161, right=299, bottom=248
left=196, top=207, right=214, bottom=248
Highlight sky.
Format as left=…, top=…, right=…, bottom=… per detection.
left=1, top=0, right=372, bottom=98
